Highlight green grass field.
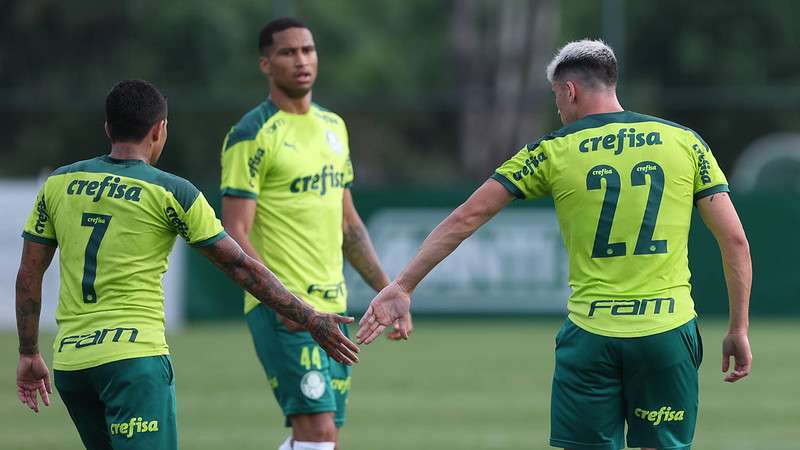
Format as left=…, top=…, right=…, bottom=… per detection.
left=1, top=317, right=797, bottom=450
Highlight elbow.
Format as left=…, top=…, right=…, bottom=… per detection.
left=722, top=232, right=750, bottom=255
left=451, top=205, right=484, bottom=234
left=224, top=224, right=248, bottom=243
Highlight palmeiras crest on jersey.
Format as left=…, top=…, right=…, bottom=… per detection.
left=326, top=130, right=343, bottom=154
left=300, top=370, right=327, bottom=399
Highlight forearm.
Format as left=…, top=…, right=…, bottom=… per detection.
left=16, top=269, right=43, bottom=355
left=213, top=247, right=317, bottom=325
left=395, top=207, right=481, bottom=294
left=343, top=219, right=389, bottom=292
left=719, top=238, right=752, bottom=333
left=225, top=228, right=266, bottom=266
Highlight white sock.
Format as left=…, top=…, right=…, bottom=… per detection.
left=292, top=441, right=335, bottom=450
left=278, top=436, right=293, bottom=450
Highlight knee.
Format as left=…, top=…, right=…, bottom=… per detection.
left=291, top=413, right=337, bottom=442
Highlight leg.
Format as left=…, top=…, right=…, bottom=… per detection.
left=246, top=305, right=341, bottom=448
left=95, top=355, right=178, bottom=450
left=549, top=319, right=625, bottom=450
left=54, top=369, right=113, bottom=450
left=290, top=411, right=337, bottom=441
left=622, top=319, right=701, bottom=450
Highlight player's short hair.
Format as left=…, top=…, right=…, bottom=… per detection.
left=105, top=80, right=168, bottom=143
left=546, top=39, right=618, bottom=89
left=259, top=17, right=309, bottom=54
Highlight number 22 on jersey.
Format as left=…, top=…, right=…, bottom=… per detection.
left=587, top=161, right=668, bottom=258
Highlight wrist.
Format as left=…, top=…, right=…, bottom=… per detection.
left=394, top=278, right=414, bottom=296
left=19, top=345, right=39, bottom=356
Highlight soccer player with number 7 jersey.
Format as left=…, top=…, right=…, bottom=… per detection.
left=15, top=80, right=358, bottom=450
left=359, top=40, right=752, bottom=450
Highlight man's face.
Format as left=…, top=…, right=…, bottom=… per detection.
left=261, top=27, right=318, bottom=99
left=551, top=80, right=576, bottom=125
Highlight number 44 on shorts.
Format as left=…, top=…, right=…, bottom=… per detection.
left=300, top=346, right=322, bottom=371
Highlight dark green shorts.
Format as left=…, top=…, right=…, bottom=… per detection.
left=54, top=355, right=177, bottom=450
left=550, top=319, right=703, bottom=450
left=246, top=304, right=352, bottom=428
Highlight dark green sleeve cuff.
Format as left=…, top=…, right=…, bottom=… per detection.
left=190, top=230, right=228, bottom=248
left=21, top=231, right=58, bottom=247
left=344, top=181, right=353, bottom=189
left=221, top=188, right=258, bottom=199
left=694, top=184, right=730, bottom=204
left=490, top=173, right=524, bottom=199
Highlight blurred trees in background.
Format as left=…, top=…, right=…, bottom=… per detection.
left=1, top=0, right=799, bottom=186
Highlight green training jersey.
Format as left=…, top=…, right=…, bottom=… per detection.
left=220, top=100, right=353, bottom=315
left=493, top=111, right=729, bottom=338
left=22, top=156, right=225, bottom=370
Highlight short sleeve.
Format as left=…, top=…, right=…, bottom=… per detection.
left=220, top=130, right=271, bottom=199
left=343, top=157, right=354, bottom=188
left=688, top=133, right=729, bottom=202
left=491, top=145, right=551, bottom=200
left=166, top=193, right=226, bottom=247
left=22, top=182, right=58, bottom=246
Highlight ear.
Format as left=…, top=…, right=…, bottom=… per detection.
left=104, top=121, right=112, bottom=139
left=151, top=120, right=166, bottom=143
left=565, top=81, right=578, bottom=103
left=259, top=55, right=270, bottom=77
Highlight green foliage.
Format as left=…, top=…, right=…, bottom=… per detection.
left=2, top=0, right=800, bottom=183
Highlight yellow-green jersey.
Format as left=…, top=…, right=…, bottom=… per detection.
left=493, top=111, right=729, bottom=337
left=22, top=156, right=226, bottom=370
left=220, top=100, right=353, bottom=315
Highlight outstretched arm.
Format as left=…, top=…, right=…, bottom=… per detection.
left=341, top=189, right=410, bottom=339
left=16, top=240, right=56, bottom=413
left=342, top=189, right=390, bottom=292
left=697, top=192, right=752, bottom=382
left=357, top=179, right=514, bottom=344
left=199, top=235, right=359, bottom=365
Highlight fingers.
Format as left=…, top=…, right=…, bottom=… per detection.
left=722, top=352, right=730, bottom=373
left=38, top=379, right=50, bottom=407
left=335, top=315, right=355, bottom=324
left=724, top=359, right=752, bottom=383
left=361, top=323, right=387, bottom=345
left=357, top=319, right=382, bottom=344
left=356, top=312, right=378, bottom=343
left=358, top=305, right=374, bottom=327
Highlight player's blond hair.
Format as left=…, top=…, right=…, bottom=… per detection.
left=546, top=39, right=618, bottom=88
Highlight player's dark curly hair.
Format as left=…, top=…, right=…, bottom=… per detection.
left=259, top=17, right=309, bottom=54
left=105, top=80, right=168, bottom=143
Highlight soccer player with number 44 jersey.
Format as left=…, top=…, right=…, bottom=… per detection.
left=359, top=40, right=752, bottom=450
left=15, top=80, right=358, bottom=450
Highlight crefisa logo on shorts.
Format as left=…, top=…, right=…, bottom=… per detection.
left=110, top=417, right=159, bottom=438
left=634, top=406, right=685, bottom=426
left=300, top=370, right=327, bottom=400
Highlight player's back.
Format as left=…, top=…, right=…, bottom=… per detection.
left=494, top=111, right=728, bottom=337
left=23, top=155, right=224, bottom=370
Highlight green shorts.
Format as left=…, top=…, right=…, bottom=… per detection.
left=246, top=304, right=352, bottom=428
left=550, top=319, right=703, bottom=450
left=54, top=355, right=177, bottom=450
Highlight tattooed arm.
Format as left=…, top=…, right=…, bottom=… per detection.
left=16, top=240, right=56, bottom=413
left=342, top=189, right=389, bottom=292
left=198, top=235, right=359, bottom=364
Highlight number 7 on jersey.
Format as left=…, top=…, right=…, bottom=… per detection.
left=80, top=213, right=112, bottom=303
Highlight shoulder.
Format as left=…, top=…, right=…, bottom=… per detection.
left=49, top=157, right=101, bottom=177
left=144, top=166, right=201, bottom=211
left=620, top=111, right=709, bottom=148
left=224, top=101, right=281, bottom=150
left=312, top=102, right=346, bottom=128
